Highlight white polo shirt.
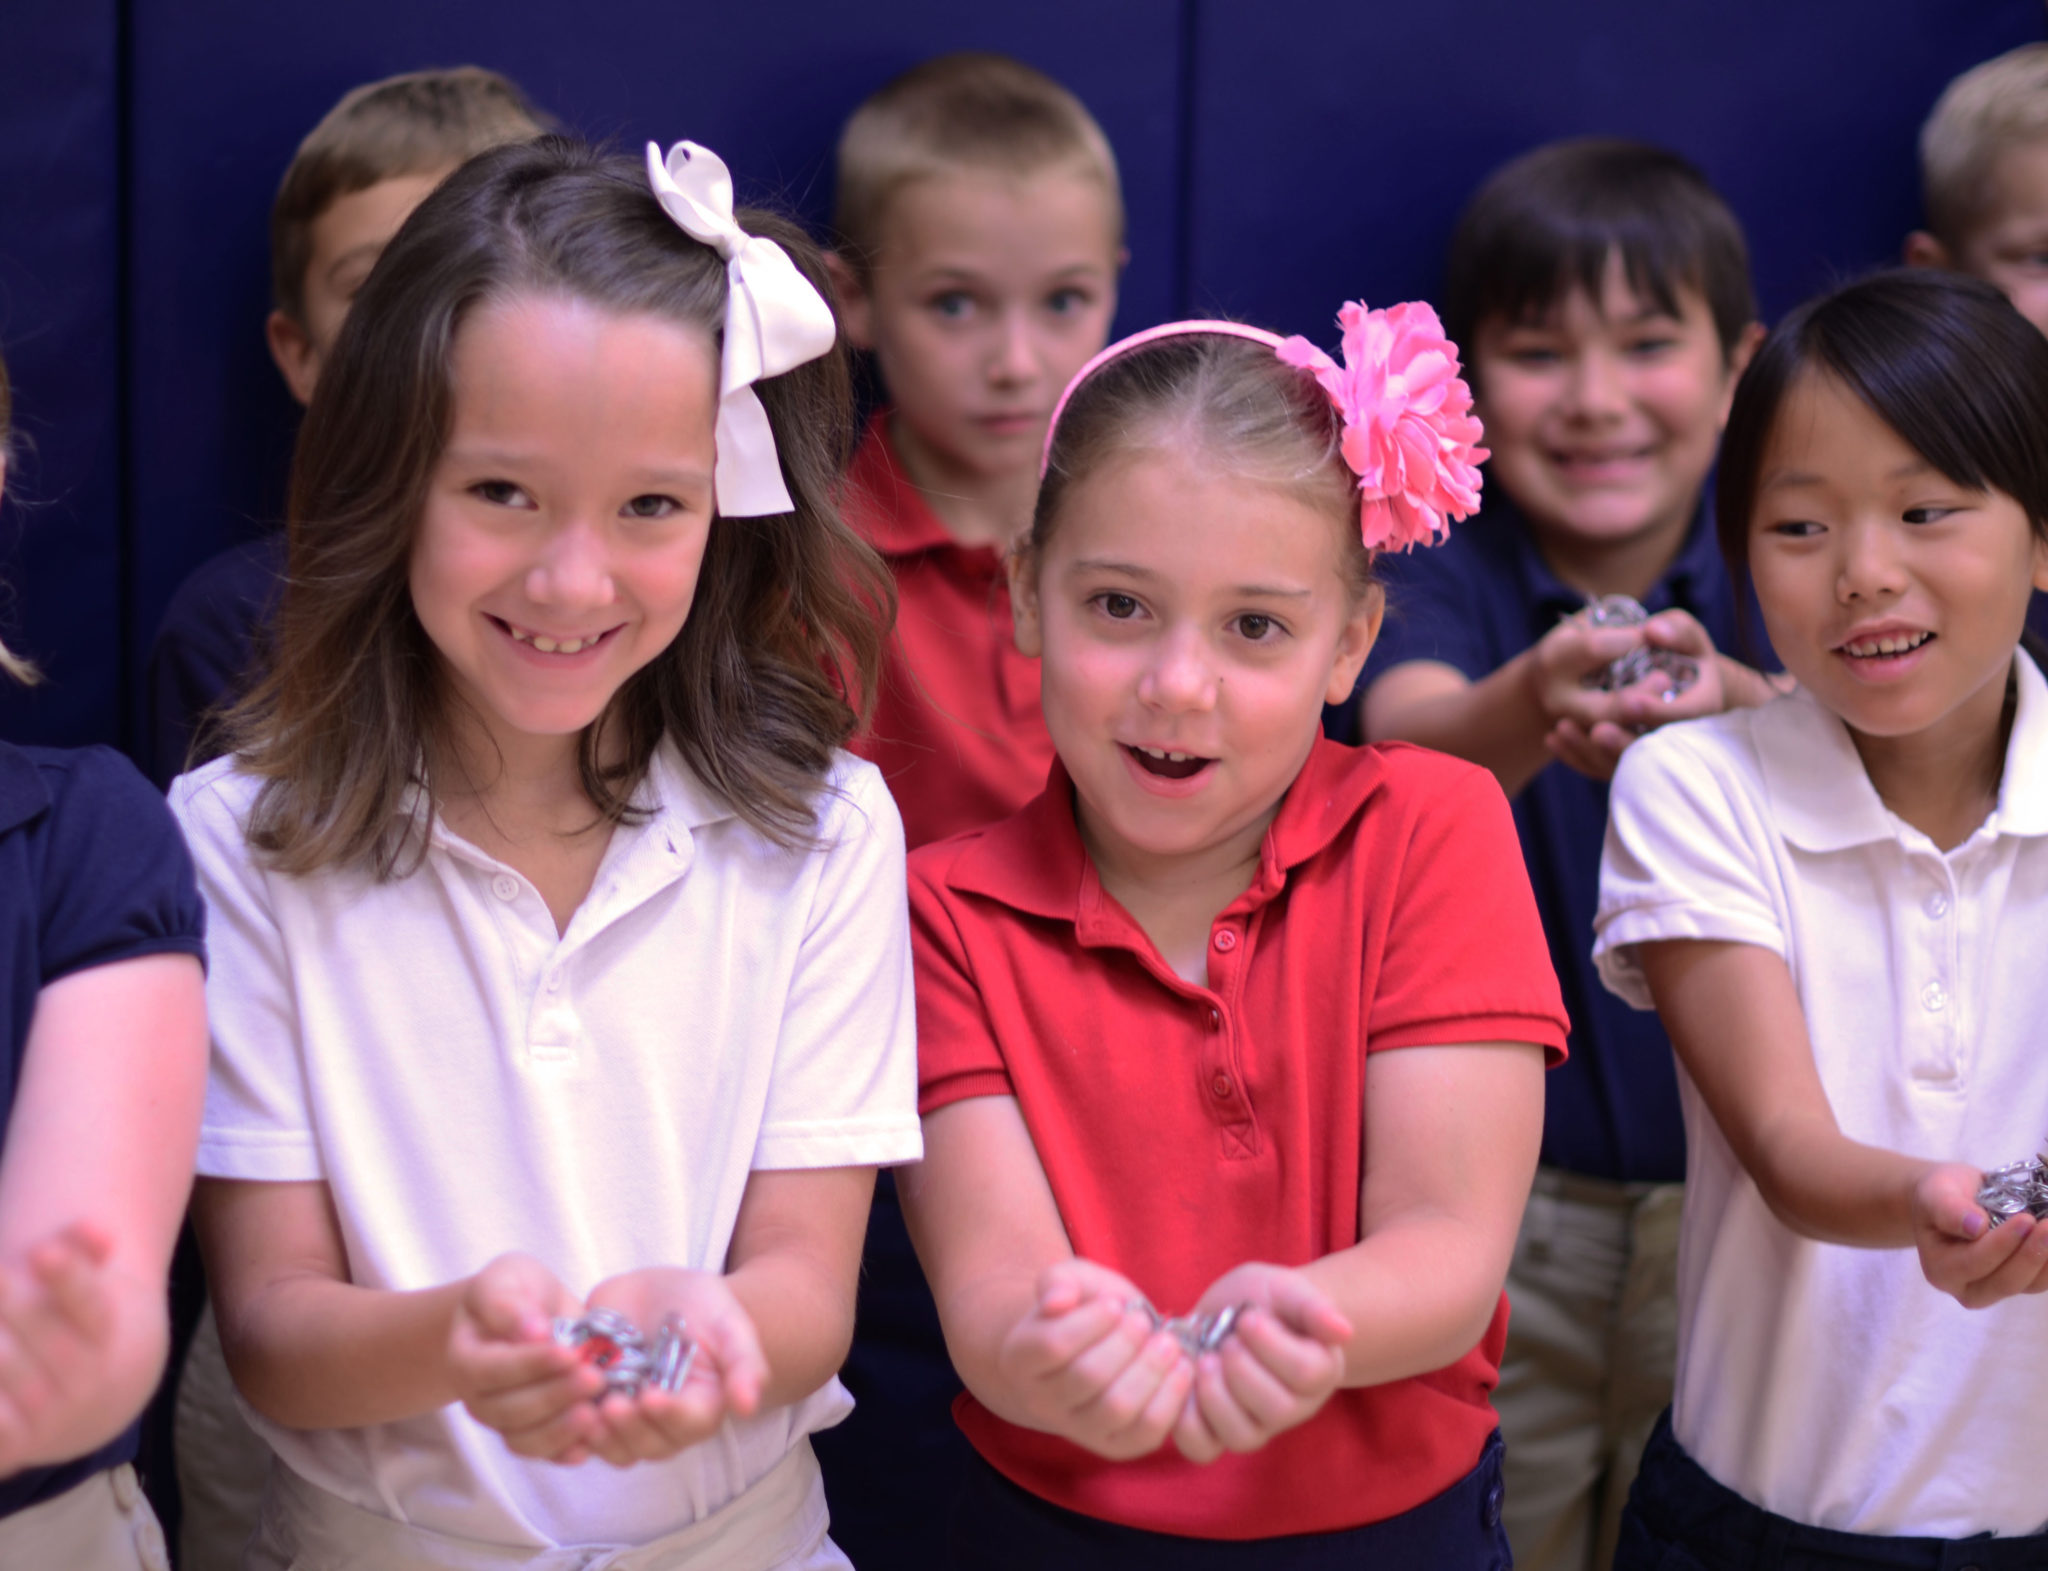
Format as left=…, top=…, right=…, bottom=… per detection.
left=1593, top=652, right=2048, bottom=1537
left=172, top=746, right=922, bottom=1551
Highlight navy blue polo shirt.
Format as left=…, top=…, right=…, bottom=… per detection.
left=1361, top=499, right=1764, bottom=1183
left=145, top=534, right=286, bottom=789
left=0, top=741, right=206, bottom=1517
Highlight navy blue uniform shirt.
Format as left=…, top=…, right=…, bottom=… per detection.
left=0, top=742, right=206, bottom=1518
left=145, top=535, right=285, bottom=789
left=1359, top=499, right=1765, bottom=1183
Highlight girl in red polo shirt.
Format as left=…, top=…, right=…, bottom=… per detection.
left=900, top=310, right=1571, bottom=1567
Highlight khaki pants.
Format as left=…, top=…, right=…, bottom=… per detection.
left=175, top=1301, right=272, bottom=1570
left=243, top=1438, right=849, bottom=1571
left=0, top=1465, right=170, bottom=1571
left=1494, top=1167, right=1681, bottom=1571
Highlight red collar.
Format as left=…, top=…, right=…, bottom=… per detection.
left=946, top=735, right=1388, bottom=933
left=843, top=412, right=963, bottom=558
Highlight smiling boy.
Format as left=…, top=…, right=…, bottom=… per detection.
left=1359, top=139, right=1777, bottom=1571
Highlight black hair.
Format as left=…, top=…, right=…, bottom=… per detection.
left=1443, top=138, right=1755, bottom=368
left=1714, top=268, right=2048, bottom=666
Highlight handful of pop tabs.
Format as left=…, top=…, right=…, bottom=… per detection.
left=552, top=1309, right=697, bottom=1399
left=1581, top=595, right=1700, bottom=698
left=1978, top=1154, right=2048, bottom=1226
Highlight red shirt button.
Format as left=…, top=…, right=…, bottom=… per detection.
left=1208, top=1008, right=1222, bottom=1028
left=1213, top=928, right=1238, bottom=952
left=1211, top=1074, right=1232, bottom=1098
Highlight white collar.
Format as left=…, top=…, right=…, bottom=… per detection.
left=1754, top=650, right=2048, bottom=853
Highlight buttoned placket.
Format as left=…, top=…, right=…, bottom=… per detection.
left=1897, top=829, right=1975, bottom=1090
left=454, top=817, right=697, bottom=1069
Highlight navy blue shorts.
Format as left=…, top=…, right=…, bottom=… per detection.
left=1617, top=1411, right=2048, bottom=1570
left=948, top=1429, right=1511, bottom=1569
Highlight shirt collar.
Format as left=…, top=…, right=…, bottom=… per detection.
left=842, top=411, right=962, bottom=558
left=945, top=735, right=1387, bottom=930
left=0, top=743, right=49, bottom=837
left=1509, top=493, right=1719, bottom=626
left=1755, top=649, right=2048, bottom=852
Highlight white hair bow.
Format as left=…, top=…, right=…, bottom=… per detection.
left=645, top=140, right=837, bottom=518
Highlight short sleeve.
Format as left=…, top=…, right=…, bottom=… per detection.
left=1361, top=535, right=1494, bottom=687
left=1593, top=724, right=1787, bottom=1011
left=39, top=747, right=207, bottom=985
left=908, top=852, right=1014, bottom=1115
left=1366, top=760, right=1570, bottom=1061
left=170, top=767, right=322, bottom=1181
left=751, top=762, right=923, bottom=1170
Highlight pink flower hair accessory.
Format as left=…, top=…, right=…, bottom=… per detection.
left=1277, top=301, right=1488, bottom=552
left=1042, top=305, right=1488, bottom=553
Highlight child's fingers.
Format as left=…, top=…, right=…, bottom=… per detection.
left=696, top=1310, right=768, bottom=1419
left=595, top=1379, right=725, bottom=1464
left=1171, top=1385, right=1224, bottom=1464
left=1254, top=1278, right=1352, bottom=1348
left=1075, top=1331, right=1184, bottom=1453
left=1232, top=1310, right=1346, bottom=1395
left=1190, top=1353, right=1266, bottom=1454
left=1003, top=1295, right=1124, bottom=1380
left=1217, top=1334, right=1335, bottom=1434
left=465, top=1366, right=600, bottom=1433
left=25, top=1238, right=113, bottom=1343
left=493, top=1395, right=600, bottom=1462
left=1041, top=1310, right=1152, bottom=1409
left=455, top=1331, right=582, bottom=1398
left=1956, top=1217, right=2048, bottom=1307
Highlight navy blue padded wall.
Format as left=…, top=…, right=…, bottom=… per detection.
left=0, top=0, right=123, bottom=746
left=123, top=0, right=1184, bottom=744
left=1188, top=0, right=2046, bottom=340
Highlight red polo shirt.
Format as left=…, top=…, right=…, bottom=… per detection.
left=910, top=736, right=1569, bottom=1539
left=844, top=413, right=1056, bottom=850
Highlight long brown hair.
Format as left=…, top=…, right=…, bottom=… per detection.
left=229, top=135, right=891, bottom=875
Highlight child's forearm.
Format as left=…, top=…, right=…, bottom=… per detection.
left=725, top=1250, right=865, bottom=1411
left=928, top=1267, right=1053, bottom=1429
left=220, top=1271, right=470, bottom=1429
left=1734, top=1111, right=1927, bottom=1249
left=1300, top=1218, right=1519, bottom=1388
left=1364, top=654, right=1553, bottom=798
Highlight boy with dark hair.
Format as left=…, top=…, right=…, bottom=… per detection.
left=145, top=66, right=549, bottom=790
left=145, top=68, right=547, bottom=1571
left=813, top=52, right=1124, bottom=1568
left=1360, top=138, right=1778, bottom=1571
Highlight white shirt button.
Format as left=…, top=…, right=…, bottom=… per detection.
left=1921, top=982, right=1948, bottom=1013
left=492, top=874, right=519, bottom=902
left=546, top=969, right=562, bottom=992
left=1924, top=891, right=1950, bottom=919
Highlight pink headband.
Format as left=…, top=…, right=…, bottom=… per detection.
left=1040, top=305, right=1490, bottom=553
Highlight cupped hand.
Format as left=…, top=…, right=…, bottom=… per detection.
left=578, top=1267, right=767, bottom=1468
left=449, top=1253, right=601, bottom=1464
left=996, top=1257, right=1193, bottom=1461
left=0, top=1222, right=120, bottom=1473
left=1169, top=1263, right=1350, bottom=1464
left=1914, top=1163, right=2048, bottom=1309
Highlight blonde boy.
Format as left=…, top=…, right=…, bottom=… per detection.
left=146, top=66, right=549, bottom=787
left=1907, top=42, right=2048, bottom=335
left=825, top=51, right=1124, bottom=851
left=813, top=52, right=1123, bottom=1570
left=151, top=70, right=546, bottom=1571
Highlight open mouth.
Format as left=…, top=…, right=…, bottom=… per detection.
left=1838, top=630, right=1933, bottom=660
left=1127, top=744, right=1213, bottom=781
left=490, top=616, right=620, bottom=656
